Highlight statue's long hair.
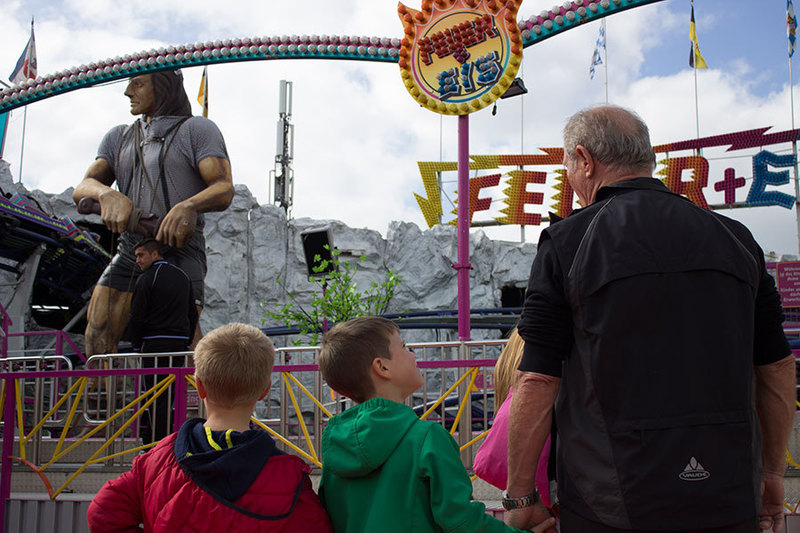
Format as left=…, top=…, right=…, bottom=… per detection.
left=151, top=70, right=192, bottom=117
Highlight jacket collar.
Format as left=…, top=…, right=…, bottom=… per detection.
left=174, top=418, right=282, bottom=504
left=594, top=177, right=671, bottom=203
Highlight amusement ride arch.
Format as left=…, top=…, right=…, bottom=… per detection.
left=0, top=0, right=663, bottom=114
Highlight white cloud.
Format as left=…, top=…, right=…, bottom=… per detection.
left=1, top=0, right=799, bottom=256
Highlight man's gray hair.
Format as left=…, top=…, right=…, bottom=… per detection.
left=563, top=105, right=656, bottom=174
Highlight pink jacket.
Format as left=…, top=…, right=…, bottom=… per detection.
left=473, top=387, right=552, bottom=508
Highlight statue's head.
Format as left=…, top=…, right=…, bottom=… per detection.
left=124, top=70, right=191, bottom=119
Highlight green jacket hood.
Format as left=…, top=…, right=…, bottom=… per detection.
left=322, top=398, right=419, bottom=477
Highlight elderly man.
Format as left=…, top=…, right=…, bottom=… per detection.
left=74, top=70, right=234, bottom=357
left=504, top=105, right=795, bottom=533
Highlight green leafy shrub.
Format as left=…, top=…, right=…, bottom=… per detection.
left=262, top=246, right=402, bottom=345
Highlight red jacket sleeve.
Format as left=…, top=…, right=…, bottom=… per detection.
left=87, top=464, right=144, bottom=532
left=288, top=475, right=333, bottom=532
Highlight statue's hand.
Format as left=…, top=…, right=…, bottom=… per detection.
left=158, top=202, right=197, bottom=248
left=98, top=189, right=135, bottom=234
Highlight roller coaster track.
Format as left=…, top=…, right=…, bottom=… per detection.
left=0, top=0, right=663, bottom=115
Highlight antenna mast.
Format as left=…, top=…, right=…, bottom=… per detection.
left=270, top=80, right=294, bottom=212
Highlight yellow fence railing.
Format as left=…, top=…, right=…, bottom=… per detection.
left=1, top=340, right=505, bottom=498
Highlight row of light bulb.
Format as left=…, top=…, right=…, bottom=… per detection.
left=519, top=0, right=631, bottom=37
left=0, top=34, right=403, bottom=107
left=1, top=0, right=636, bottom=108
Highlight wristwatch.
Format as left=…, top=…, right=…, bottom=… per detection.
left=501, top=489, right=539, bottom=510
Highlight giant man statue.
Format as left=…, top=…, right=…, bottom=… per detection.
left=73, top=70, right=234, bottom=357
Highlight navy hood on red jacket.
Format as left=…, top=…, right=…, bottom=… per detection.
left=174, top=418, right=285, bottom=506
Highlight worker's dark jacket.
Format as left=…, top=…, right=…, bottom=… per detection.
left=128, top=260, right=197, bottom=350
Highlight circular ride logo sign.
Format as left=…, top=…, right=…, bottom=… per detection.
left=398, top=0, right=524, bottom=115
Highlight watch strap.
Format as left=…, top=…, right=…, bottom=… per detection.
left=501, top=489, right=539, bottom=510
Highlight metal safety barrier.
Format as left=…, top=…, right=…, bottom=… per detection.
left=0, top=355, right=74, bottom=470
left=0, top=340, right=505, bottom=528
left=7, top=340, right=799, bottom=528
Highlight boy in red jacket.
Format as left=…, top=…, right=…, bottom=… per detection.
left=87, top=323, right=332, bottom=532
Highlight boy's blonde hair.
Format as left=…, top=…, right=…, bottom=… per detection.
left=494, top=328, right=524, bottom=406
left=193, top=323, right=274, bottom=408
left=318, top=317, right=398, bottom=403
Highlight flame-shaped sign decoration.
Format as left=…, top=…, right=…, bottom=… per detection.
left=398, top=0, right=524, bottom=115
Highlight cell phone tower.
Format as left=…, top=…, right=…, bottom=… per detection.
left=270, top=80, right=294, bottom=212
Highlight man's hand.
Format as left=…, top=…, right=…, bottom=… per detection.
left=98, top=189, right=135, bottom=234
left=530, top=515, right=556, bottom=533
left=760, top=472, right=786, bottom=532
left=505, top=502, right=556, bottom=533
left=157, top=201, right=198, bottom=248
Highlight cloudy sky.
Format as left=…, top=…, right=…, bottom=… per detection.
left=2, top=0, right=799, bottom=256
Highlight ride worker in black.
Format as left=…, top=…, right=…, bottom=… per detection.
left=129, top=237, right=197, bottom=444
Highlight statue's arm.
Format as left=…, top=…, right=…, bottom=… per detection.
left=74, top=158, right=115, bottom=200
left=74, top=158, right=135, bottom=235
left=157, top=156, right=234, bottom=248
left=188, top=156, right=235, bottom=214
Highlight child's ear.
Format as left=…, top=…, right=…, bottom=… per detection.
left=195, top=376, right=207, bottom=399
left=257, top=383, right=271, bottom=401
left=371, top=357, right=391, bottom=379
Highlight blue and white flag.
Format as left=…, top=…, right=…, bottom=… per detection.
left=789, top=0, right=797, bottom=57
left=589, top=22, right=605, bottom=80
left=9, top=20, right=37, bottom=85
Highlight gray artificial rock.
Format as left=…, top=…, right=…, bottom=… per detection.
left=386, top=222, right=460, bottom=311
left=0, top=160, right=14, bottom=192
left=201, top=184, right=259, bottom=330
left=246, top=204, right=289, bottom=328
left=0, top=159, right=540, bottom=348
left=0, top=161, right=17, bottom=307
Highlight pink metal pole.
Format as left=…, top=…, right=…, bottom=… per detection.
left=173, top=368, right=188, bottom=432
left=455, top=114, right=472, bottom=341
left=0, top=378, right=16, bottom=527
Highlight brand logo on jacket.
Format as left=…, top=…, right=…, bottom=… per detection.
left=679, top=456, right=710, bottom=481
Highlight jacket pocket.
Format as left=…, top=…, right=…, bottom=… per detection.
left=608, top=411, right=759, bottom=530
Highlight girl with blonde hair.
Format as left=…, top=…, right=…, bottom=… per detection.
left=474, top=328, right=556, bottom=512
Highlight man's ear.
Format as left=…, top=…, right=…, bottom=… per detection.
left=575, top=145, right=595, bottom=178
left=371, top=357, right=391, bottom=380
left=196, top=376, right=207, bottom=399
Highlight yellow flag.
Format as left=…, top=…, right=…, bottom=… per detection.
left=689, top=1, right=708, bottom=69
left=197, top=67, right=208, bottom=117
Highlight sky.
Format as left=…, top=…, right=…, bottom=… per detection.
left=2, top=0, right=800, bottom=257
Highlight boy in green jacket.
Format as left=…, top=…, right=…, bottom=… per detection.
left=317, top=316, right=554, bottom=533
